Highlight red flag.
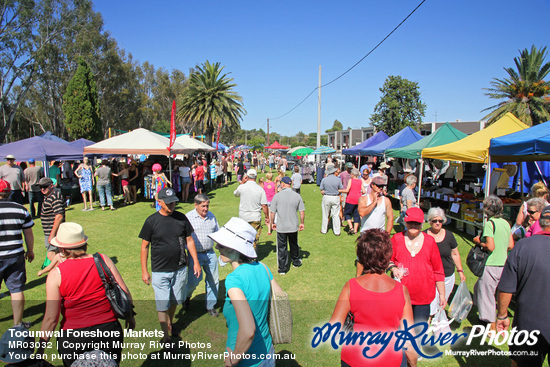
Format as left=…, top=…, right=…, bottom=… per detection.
left=216, top=121, right=222, bottom=150
left=169, top=100, right=176, bottom=149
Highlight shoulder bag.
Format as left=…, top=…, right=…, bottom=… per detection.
left=466, top=219, right=494, bottom=277
left=93, top=253, right=135, bottom=319
left=261, top=263, right=292, bottom=344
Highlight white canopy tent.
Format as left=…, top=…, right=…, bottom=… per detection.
left=84, top=128, right=194, bottom=156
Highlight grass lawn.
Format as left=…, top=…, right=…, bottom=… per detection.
left=0, top=175, right=539, bottom=366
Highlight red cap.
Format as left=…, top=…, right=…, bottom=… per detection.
left=404, top=207, right=424, bottom=223
left=0, top=179, right=11, bottom=193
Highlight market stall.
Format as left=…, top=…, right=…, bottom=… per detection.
left=342, top=131, right=389, bottom=156
left=420, top=113, right=529, bottom=234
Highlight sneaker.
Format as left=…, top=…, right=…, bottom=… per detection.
left=293, top=260, right=302, bottom=268
left=207, top=309, right=219, bottom=317
left=278, top=271, right=286, bottom=275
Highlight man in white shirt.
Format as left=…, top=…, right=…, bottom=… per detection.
left=233, top=169, right=268, bottom=247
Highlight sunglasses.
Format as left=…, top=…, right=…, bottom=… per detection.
left=373, top=184, right=386, bottom=188
left=527, top=210, right=538, bottom=215
left=431, top=219, right=444, bottom=223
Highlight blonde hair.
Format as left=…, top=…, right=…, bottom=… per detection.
left=531, top=182, right=549, bottom=199
left=266, top=172, right=273, bottom=180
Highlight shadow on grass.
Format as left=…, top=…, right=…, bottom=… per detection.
left=257, top=240, right=276, bottom=262
left=451, top=326, right=511, bottom=367
left=277, top=350, right=301, bottom=366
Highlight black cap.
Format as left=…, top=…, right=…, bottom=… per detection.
left=157, top=187, right=179, bottom=204
left=38, top=177, right=54, bottom=188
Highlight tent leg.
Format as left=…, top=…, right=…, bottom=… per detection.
left=417, top=159, right=424, bottom=205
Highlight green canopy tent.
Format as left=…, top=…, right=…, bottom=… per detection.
left=291, top=147, right=314, bottom=156
left=385, top=123, right=467, bottom=159
left=385, top=123, right=468, bottom=203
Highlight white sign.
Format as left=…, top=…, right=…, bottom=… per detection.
left=451, top=203, right=460, bottom=213
left=465, top=184, right=470, bottom=191
left=449, top=181, right=454, bottom=188
left=444, top=195, right=449, bottom=201
left=474, top=186, right=481, bottom=194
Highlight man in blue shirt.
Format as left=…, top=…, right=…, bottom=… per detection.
left=185, top=194, right=220, bottom=317
left=320, top=164, right=343, bottom=236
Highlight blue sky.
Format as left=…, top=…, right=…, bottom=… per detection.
left=92, top=0, right=550, bottom=136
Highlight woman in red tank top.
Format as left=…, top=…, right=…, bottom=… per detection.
left=36, top=223, right=135, bottom=367
left=340, top=168, right=366, bottom=235
left=331, top=229, right=417, bottom=367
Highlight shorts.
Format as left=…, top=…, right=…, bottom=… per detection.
left=181, top=177, right=191, bottom=184
left=344, top=203, right=360, bottom=222
left=0, top=253, right=26, bottom=293
left=196, top=180, right=204, bottom=191
left=510, top=332, right=550, bottom=367
left=152, top=266, right=188, bottom=311
left=121, top=179, right=129, bottom=187
left=45, top=236, right=58, bottom=252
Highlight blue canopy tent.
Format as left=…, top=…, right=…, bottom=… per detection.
left=490, top=120, right=550, bottom=162
left=0, top=136, right=84, bottom=162
left=358, top=126, right=423, bottom=156
left=489, top=120, right=550, bottom=192
left=212, top=142, right=228, bottom=151
left=40, top=131, right=68, bottom=144
left=68, top=138, right=95, bottom=150
left=342, top=131, right=389, bottom=155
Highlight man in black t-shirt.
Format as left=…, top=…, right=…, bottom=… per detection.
left=497, top=206, right=550, bottom=367
left=139, top=187, right=201, bottom=343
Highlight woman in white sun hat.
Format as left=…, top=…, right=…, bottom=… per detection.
left=37, top=222, right=135, bottom=366
left=210, top=217, right=283, bottom=367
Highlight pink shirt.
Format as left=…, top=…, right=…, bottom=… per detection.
left=263, top=181, right=276, bottom=202
left=526, top=220, right=542, bottom=237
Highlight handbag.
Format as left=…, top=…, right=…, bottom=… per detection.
left=261, top=263, right=292, bottom=344
left=466, top=219, right=494, bottom=277
left=93, top=253, right=135, bottom=319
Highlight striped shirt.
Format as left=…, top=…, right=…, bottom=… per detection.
left=41, top=188, right=65, bottom=236
left=186, top=209, right=219, bottom=252
left=0, top=200, right=34, bottom=258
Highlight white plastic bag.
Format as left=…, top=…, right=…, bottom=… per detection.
left=431, top=307, right=451, bottom=337
left=448, top=281, right=473, bottom=323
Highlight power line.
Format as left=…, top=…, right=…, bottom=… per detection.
left=269, top=0, right=427, bottom=121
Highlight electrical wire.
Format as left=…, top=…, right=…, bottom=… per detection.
left=269, top=0, right=427, bottom=121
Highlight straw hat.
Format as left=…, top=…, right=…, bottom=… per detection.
left=51, top=222, right=88, bottom=248
left=209, top=217, right=257, bottom=258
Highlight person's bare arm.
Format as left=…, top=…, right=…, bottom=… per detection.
left=385, top=197, right=394, bottom=233
left=329, top=281, right=351, bottom=325
left=496, top=290, right=512, bottom=332
left=47, top=214, right=64, bottom=244
left=36, top=270, right=62, bottom=355
left=401, top=286, right=417, bottom=367
left=141, top=240, right=151, bottom=285
left=22, top=227, right=34, bottom=263
left=451, top=248, right=466, bottom=282
left=339, top=180, right=351, bottom=194
left=358, top=193, right=377, bottom=217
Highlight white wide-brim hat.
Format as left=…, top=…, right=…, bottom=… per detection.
left=209, top=217, right=257, bottom=258
left=51, top=222, right=89, bottom=248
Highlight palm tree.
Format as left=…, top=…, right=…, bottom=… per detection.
left=483, top=45, right=550, bottom=126
left=178, top=61, right=246, bottom=144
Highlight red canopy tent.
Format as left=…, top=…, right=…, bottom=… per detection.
left=265, top=141, right=289, bottom=149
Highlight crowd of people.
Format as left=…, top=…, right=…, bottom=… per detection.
left=1, top=150, right=549, bottom=367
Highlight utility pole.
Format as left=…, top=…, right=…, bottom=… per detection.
left=317, top=65, right=321, bottom=149
left=245, top=130, right=247, bottom=145
left=267, top=118, right=270, bottom=147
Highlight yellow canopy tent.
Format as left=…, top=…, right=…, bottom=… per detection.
left=421, top=113, right=528, bottom=198
left=421, top=113, right=529, bottom=163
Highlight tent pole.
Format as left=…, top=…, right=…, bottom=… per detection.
left=169, top=153, right=172, bottom=184
left=417, top=159, right=424, bottom=204
left=484, top=155, right=492, bottom=198
left=520, top=162, right=524, bottom=198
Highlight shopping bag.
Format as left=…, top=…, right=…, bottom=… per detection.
left=431, top=307, right=451, bottom=337
left=448, top=281, right=473, bottom=323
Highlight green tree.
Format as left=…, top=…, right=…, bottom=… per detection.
left=370, top=75, right=426, bottom=136
left=483, top=45, right=550, bottom=126
left=178, top=61, right=245, bottom=144
left=325, top=119, right=343, bottom=133
left=0, top=0, right=95, bottom=141
left=62, top=57, right=101, bottom=140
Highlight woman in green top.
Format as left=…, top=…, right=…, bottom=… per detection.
left=473, top=195, right=513, bottom=326
left=209, top=217, right=283, bottom=367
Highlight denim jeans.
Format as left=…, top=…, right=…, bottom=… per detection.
left=185, top=250, right=219, bottom=310
left=97, top=183, right=113, bottom=207
left=28, top=190, right=43, bottom=217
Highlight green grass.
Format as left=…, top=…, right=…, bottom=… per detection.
left=0, top=175, right=538, bottom=366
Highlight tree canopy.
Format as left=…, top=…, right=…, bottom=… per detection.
left=370, top=75, right=426, bottom=136
left=325, top=119, right=343, bottom=133
left=178, top=61, right=245, bottom=144
left=483, top=45, right=550, bottom=126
